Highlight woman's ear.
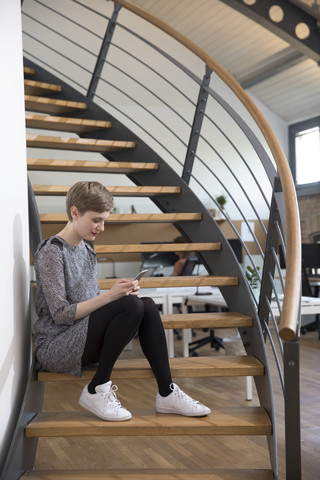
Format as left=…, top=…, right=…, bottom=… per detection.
left=70, top=205, right=79, bottom=221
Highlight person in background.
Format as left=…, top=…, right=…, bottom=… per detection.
left=171, top=235, right=194, bottom=276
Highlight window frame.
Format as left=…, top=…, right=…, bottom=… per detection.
left=289, top=116, right=320, bottom=196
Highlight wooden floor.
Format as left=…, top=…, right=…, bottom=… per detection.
left=34, top=328, right=320, bottom=479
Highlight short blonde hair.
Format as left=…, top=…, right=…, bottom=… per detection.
left=66, top=181, right=114, bottom=221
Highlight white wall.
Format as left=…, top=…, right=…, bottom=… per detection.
left=0, top=0, right=30, bottom=472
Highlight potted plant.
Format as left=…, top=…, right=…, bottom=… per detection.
left=245, top=265, right=261, bottom=300
left=215, top=194, right=227, bottom=218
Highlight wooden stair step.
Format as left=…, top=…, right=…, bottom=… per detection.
left=99, top=276, right=238, bottom=289
left=161, top=311, right=252, bottom=329
left=39, top=212, right=201, bottom=223
left=27, top=135, right=135, bottom=152
left=22, top=468, right=274, bottom=479
left=24, top=79, right=62, bottom=96
left=25, top=407, right=271, bottom=438
left=28, top=158, right=158, bottom=173
left=25, top=95, right=87, bottom=114
left=26, top=114, right=112, bottom=133
left=37, top=355, right=262, bottom=382
left=95, top=242, right=221, bottom=254
left=33, top=185, right=180, bottom=197
left=24, top=67, right=36, bottom=76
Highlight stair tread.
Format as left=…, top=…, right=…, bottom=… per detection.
left=27, top=135, right=135, bottom=152
left=25, top=95, right=87, bottom=114
left=22, top=468, right=274, bottom=479
left=28, top=158, right=158, bottom=173
left=161, top=311, right=252, bottom=328
left=99, top=276, right=238, bottom=289
left=28, top=158, right=158, bottom=172
left=24, top=79, right=62, bottom=95
left=95, top=242, right=220, bottom=254
left=24, top=67, right=36, bottom=76
left=26, top=114, right=111, bottom=133
left=39, top=213, right=201, bottom=223
left=26, top=407, right=271, bottom=437
left=33, top=185, right=180, bottom=196
left=38, top=355, right=262, bottom=382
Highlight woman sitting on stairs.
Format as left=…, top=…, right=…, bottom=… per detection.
left=32, top=181, right=210, bottom=422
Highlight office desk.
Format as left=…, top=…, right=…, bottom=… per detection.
left=186, top=292, right=320, bottom=316
left=184, top=291, right=320, bottom=400
left=140, top=287, right=198, bottom=357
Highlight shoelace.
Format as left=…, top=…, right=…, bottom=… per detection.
left=170, top=383, right=201, bottom=406
left=100, top=384, right=123, bottom=410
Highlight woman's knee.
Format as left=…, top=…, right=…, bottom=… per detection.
left=141, top=297, right=160, bottom=316
left=120, top=295, right=145, bottom=321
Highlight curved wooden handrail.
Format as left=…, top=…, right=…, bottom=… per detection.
left=114, top=0, right=301, bottom=340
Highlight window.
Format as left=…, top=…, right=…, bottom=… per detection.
left=289, top=116, right=320, bottom=196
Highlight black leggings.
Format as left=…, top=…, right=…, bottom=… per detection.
left=81, top=296, right=172, bottom=396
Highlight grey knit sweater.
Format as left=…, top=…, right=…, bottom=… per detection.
left=33, top=236, right=99, bottom=376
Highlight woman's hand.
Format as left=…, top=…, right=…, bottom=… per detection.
left=106, top=278, right=140, bottom=302
left=75, top=278, right=140, bottom=319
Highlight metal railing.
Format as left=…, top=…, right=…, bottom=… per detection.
left=21, top=1, right=302, bottom=478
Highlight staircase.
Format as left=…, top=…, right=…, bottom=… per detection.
left=22, top=64, right=274, bottom=479
left=1, top=1, right=301, bottom=479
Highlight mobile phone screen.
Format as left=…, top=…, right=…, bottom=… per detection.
left=133, top=269, right=148, bottom=281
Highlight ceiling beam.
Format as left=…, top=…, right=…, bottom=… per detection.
left=220, top=0, right=320, bottom=63
left=239, top=48, right=305, bottom=89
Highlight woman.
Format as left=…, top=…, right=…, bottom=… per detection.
left=33, top=181, right=210, bottom=421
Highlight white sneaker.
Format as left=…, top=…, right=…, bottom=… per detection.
left=79, top=381, right=132, bottom=421
left=155, top=383, right=211, bottom=417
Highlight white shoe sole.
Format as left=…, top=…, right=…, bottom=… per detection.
left=156, top=406, right=211, bottom=417
left=79, top=397, right=132, bottom=422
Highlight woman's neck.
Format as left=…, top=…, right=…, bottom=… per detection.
left=57, top=222, right=82, bottom=246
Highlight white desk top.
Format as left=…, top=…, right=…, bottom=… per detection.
left=186, top=292, right=320, bottom=316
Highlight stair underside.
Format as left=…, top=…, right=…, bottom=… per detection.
left=94, top=242, right=220, bottom=254
left=33, top=185, right=180, bottom=196
left=27, top=135, right=135, bottom=152
left=26, top=407, right=271, bottom=437
left=39, top=213, right=202, bottom=223
left=22, top=468, right=274, bottom=479
left=26, top=113, right=112, bottom=133
left=25, top=95, right=87, bottom=114
left=99, top=276, right=238, bottom=289
left=28, top=158, right=158, bottom=173
left=24, top=79, right=62, bottom=96
left=38, top=355, right=262, bottom=382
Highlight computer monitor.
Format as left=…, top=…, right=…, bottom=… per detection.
left=228, top=238, right=243, bottom=264
left=279, top=243, right=320, bottom=270
left=141, top=242, right=179, bottom=271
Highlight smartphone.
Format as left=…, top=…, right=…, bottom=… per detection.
left=133, top=269, right=148, bottom=281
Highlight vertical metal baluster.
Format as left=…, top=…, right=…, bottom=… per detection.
left=182, top=65, right=212, bottom=184
left=87, top=3, right=121, bottom=100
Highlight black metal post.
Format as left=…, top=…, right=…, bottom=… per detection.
left=284, top=340, right=301, bottom=480
left=182, top=65, right=212, bottom=184
left=258, top=192, right=281, bottom=337
left=87, top=4, right=121, bottom=100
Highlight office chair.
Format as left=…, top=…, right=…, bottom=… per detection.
left=300, top=244, right=320, bottom=339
